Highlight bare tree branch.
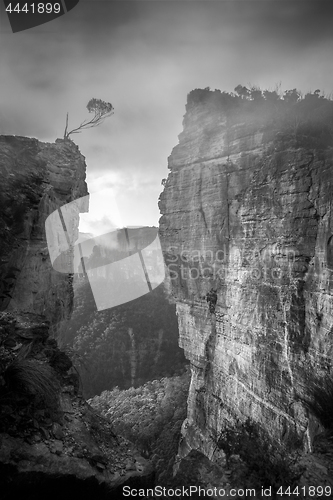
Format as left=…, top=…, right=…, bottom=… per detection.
left=63, top=112, right=69, bottom=140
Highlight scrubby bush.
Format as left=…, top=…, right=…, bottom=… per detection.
left=217, top=418, right=302, bottom=490
left=0, top=313, right=62, bottom=433
left=2, top=358, right=60, bottom=409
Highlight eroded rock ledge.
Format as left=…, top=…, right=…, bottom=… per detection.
left=159, top=89, right=333, bottom=463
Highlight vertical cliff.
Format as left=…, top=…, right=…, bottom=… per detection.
left=0, top=137, right=154, bottom=496
left=159, top=89, right=333, bottom=460
left=0, top=136, right=88, bottom=329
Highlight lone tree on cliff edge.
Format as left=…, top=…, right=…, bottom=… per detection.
left=64, top=98, right=114, bottom=140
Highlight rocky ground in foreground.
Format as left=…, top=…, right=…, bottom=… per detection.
left=170, top=441, right=333, bottom=500
left=0, top=311, right=154, bottom=500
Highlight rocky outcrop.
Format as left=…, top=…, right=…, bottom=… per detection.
left=0, top=312, right=153, bottom=499
left=0, top=136, right=88, bottom=330
left=159, top=89, right=333, bottom=462
left=0, top=136, right=153, bottom=497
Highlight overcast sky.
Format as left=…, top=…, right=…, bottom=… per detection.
left=1, top=1, right=333, bottom=231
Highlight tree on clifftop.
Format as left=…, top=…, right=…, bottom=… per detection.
left=64, top=98, right=114, bottom=140
left=283, top=89, right=301, bottom=104
left=234, top=84, right=250, bottom=99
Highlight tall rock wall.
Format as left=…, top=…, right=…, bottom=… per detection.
left=159, top=89, right=333, bottom=460
left=0, top=136, right=156, bottom=496
left=0, top=136, right=88, bottom=328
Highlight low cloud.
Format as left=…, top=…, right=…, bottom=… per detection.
left=1, top=1, right=332, bottom=225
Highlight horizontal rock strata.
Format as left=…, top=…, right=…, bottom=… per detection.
left=159, top=89, right=333, bottom=460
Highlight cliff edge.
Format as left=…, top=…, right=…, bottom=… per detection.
left=159, top=89, right=333, bottom=468
left=0, top=136, right=88, bottom=329
left=0, top=136, right=153, bottom=498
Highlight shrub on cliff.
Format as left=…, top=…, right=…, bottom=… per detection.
left=3, top=358, right=60, bottom=408
left=0, top=313, right=62, bottom=434
left=217, top=418, right=301, bottom=490
left=0, top=357, right=61, bottom=435
left=234, top=84, right=250, bottom=100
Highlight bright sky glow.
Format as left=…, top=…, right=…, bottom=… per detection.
left=1, top=1, right=332, bottom=227
left=78, top=189, right=124, bottom=237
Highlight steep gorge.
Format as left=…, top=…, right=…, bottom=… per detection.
left=159, top=89, right=333, bottom=465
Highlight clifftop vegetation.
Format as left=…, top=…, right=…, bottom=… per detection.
left=186, top=85, right=333, bottom=150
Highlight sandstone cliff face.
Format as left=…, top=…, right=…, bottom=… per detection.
left=0, top=136, right=88, bottom=329
left=0, top=137, right=153, bottom=497
left=159, top=89, right=333, bottom=460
